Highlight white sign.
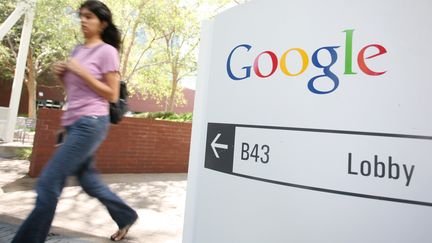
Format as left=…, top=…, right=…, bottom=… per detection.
left=184, top=0, right=432, bottom=242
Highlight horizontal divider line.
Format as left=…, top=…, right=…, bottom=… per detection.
left=232, top=123, right=432, bottom=140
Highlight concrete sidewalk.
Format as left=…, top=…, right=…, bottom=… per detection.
left=0, top=157, right=187, bottom=243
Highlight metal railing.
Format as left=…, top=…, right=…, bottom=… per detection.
left=13, top=117, right=36, bottom=144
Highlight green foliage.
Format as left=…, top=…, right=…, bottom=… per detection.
left=0, top=0, right=247, bottom=114
left=134, top=111, right=192, bottom=122
left=31, top=0, right=82, bottom=69
left=118, top=0, right=202, bottom=111
left=0, top=45, right=15, bottom=80
left=104, top=0, right=244, bottom=111
left=0, top=0, right=80, bottom=81
left=0, top=0, right=21, bottom=80
left=15, top=148, right=32, bottom=160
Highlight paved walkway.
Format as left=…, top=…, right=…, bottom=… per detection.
left=0, top=157, right=187, bottom=243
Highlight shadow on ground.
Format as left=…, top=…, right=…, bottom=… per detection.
left=0, top=214, right=110, bottom=243
left=0, top=158, right=186, bottom=243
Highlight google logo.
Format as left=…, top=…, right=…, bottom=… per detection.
left=226, top=29, right=387, bottom=94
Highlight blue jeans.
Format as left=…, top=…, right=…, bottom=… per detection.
left=12, top=115, right=137, bottom=243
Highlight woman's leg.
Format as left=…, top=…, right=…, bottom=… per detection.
left=12, top=116, right=110, bottom=243
left=11, top=150, right=68, bottom=243
left=77, top=156, right=138, bottom=229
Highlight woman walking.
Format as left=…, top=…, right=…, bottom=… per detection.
left=12, top=1, right=137, bottom=242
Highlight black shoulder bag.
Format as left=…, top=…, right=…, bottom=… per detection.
left=109, top=80, right=129, bottom=124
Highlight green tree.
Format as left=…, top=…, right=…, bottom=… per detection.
left=0, top=0, right=248, bottom=116
left=0, top=0, right=79, bottom=118
left=96, top=0, right=171, bottom=107
left=144, top=0, right=200, bottom=112
left=134, top=0, right=248, bottom=112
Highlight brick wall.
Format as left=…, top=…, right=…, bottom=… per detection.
left=0, top=79, right=29, bottom=114
left=29, top=109, right=192, bottom=177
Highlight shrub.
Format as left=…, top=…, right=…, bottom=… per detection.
left=15, top=148, right=32, bottom=160
left=133, top=112, right=192, bottom=122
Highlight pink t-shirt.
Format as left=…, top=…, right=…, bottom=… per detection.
left=61, top=43, right=119, bottom=126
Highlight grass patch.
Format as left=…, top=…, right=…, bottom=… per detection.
left=15, top=148, right=32, bottom=160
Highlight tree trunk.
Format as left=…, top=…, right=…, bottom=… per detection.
left=121, top=1, right=149, bottom=80
left=121, top=21, right=139, bottom=79
left=26, top=48, right=37, bottom=119
left=167, top=72, right=178, bottom=112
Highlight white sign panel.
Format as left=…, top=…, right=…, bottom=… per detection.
left=184, top=0, right=432, bottom=242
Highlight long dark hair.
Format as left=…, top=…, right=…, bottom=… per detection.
left=79, top=0, right=121, bottom=50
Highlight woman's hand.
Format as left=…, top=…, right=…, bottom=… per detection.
left=66, top=58, right=86, bottom=76
left=51, top=61, right=67, bottom=77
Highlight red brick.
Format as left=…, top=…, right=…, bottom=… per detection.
left=29, top=110, right=191, bottom=177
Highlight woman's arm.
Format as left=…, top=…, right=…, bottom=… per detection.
left=66, top=58, right=119, bottom=102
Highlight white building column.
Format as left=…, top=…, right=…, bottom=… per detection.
left=0, top=0, right=36, bottom=142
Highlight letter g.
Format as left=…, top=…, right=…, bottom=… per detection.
left=227, top=44, right=252, bottom=80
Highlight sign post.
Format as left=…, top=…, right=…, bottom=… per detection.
left=184, top=0, right=432, bottom=242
